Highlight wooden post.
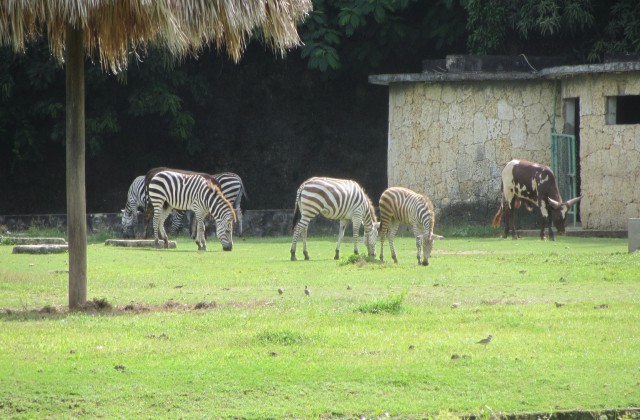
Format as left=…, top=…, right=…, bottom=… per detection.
left=65, top=23, right=87, bottom=309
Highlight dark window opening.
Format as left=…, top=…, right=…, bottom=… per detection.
left=607, top=95, right=640, bottom=125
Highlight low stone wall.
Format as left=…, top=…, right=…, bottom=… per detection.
left=0, top=210, right=341, bottom=238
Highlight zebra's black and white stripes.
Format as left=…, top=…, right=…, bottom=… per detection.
left=121, top=176, right=146, bottom=236
left=378, top=187, right=441, bottom=265
left=147, top=169, right=236, bottom=251
left=290, top=177, right=379, bottom=261
left=189, top=172, right=248, bottom=237
left=121, top=175, right=185, bottom=238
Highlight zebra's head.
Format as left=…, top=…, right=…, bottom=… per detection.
left=214, top=214, right=234, bottom=251
left=206, top=178, right=236, bottom=251
left=121, top=208, right=136, bottom=237
left=364, top=221, right=380, bottom=257
left=421, top=233, right=443, bottom=265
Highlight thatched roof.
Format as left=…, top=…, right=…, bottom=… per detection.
left=0, top=0, right=312, bottom=73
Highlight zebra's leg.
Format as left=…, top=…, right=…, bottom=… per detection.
left=302, top=226, right=310, bottom=260
left=290, top=219, right=308, bottom=261
left=413, top=225, right=422, bottom=265
left=158, top=207, right=171, bottom=248
left=152, top=206, right=162, bottom=248
left=193, top=212, right=207, bottom=251
left=351, top=218, right=363, bottom=257
left=143, top=205, right=154, bottom=239
left=379, top=222, right=387, bottom=262
left=335, top=220, right=349, bottom=260
left=236, top=205, right=243, bottom=236
left=388, top=221, right=400, bottom=264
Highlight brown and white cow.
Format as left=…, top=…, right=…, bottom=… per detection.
left=491, top=159, right=582, bottom=240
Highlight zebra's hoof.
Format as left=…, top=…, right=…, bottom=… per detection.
left=422, top=260, right=429, bottom=266
left=291, top=255, right=297, bottom=261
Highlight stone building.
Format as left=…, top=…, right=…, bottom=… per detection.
left=369, top=55, right=640, bottom=230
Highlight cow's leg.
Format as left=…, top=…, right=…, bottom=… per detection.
left=335, top=220, right=348, bottom=260
left=508, top=205, right=518, bottom=240
left=540, top=216, right=551, bottom=241
left=502, top=205, right=510, bottom=238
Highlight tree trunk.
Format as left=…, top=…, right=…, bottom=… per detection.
left=65, top=23, right=87, bottom=309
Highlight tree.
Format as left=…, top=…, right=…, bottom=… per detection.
left=298, top=0, right=468, bottom=76
left=464, top=0, right=640, bottom=61
left=0, top=0, right=312, bottom=309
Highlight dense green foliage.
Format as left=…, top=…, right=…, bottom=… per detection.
left=1, top=0, right=638, bottom=214
left=1, top=236, right=639, bottom=417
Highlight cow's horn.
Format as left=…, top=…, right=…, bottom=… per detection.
left=547, top=198, right=562, bottom=209
left=565, top=196, right=583, bottom=207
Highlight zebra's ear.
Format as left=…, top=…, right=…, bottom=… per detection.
left=120, top=209, right=125, bottom=213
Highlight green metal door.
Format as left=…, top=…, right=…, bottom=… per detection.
left=550, top=132, right=577, bottom=225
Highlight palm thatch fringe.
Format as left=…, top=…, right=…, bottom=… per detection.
left=0, top=0, right=311, bottom=73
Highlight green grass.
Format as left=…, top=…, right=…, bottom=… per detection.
left=0, top=233, right=639, bottom=418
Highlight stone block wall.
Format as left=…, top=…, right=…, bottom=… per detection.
left=387, top=79, right=557, bottom=222
left=561, top=73, right=640, bottom=229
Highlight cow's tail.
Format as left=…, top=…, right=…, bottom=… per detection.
left=491, top=202, right=503, bottom=228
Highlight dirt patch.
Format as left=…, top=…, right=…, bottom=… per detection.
left=1, top=298, right=274, bottom=318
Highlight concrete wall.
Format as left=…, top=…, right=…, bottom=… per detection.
left=387, top=79, right=557, bottom=223
left=561, top=73, right=640, bottom=229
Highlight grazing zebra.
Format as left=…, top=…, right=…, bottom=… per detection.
left=378, top=187, right=442, bottom=265
left=290, top=177, right=379, bottom=261
left=189, top=172, right=248, bottom=237
left=121, top=175, right=185, bottom=238
left=147, top=169, right=236, bottom=251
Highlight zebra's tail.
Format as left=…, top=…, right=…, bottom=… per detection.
left=291, top=201, right=301, bottom=233
left=491, top=202, right=503, bottom=228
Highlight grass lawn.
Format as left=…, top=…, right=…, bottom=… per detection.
left=0, top=233, right=639, bottom=418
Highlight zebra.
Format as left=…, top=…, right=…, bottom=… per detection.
left=147, top=169, right=236, bottom=251
left=378, top=187, right=442, bottom=265
left=121, top=175, right=185, bottom=238
left=189, top=172, right=248, bottom=237
left=290, top=177, right=379, bottom=261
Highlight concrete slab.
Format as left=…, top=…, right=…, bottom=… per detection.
left=2, top=237, right=67, bottom=245
left=515, top=228, right=627, bottom=239
left=12, top=244, right=68, bottom=254
left=105, top=239, right=177, bottom=249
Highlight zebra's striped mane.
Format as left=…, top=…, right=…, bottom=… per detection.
left=206, top=178, right=237, bottom=223
left=421, top=193, right=435, bottom=232
left=362, top=188, right=378, bottom=224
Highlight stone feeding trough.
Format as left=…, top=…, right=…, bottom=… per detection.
left=105, top=239, right=177, bottom=249
left=2, top=237, right=69, bottom=254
